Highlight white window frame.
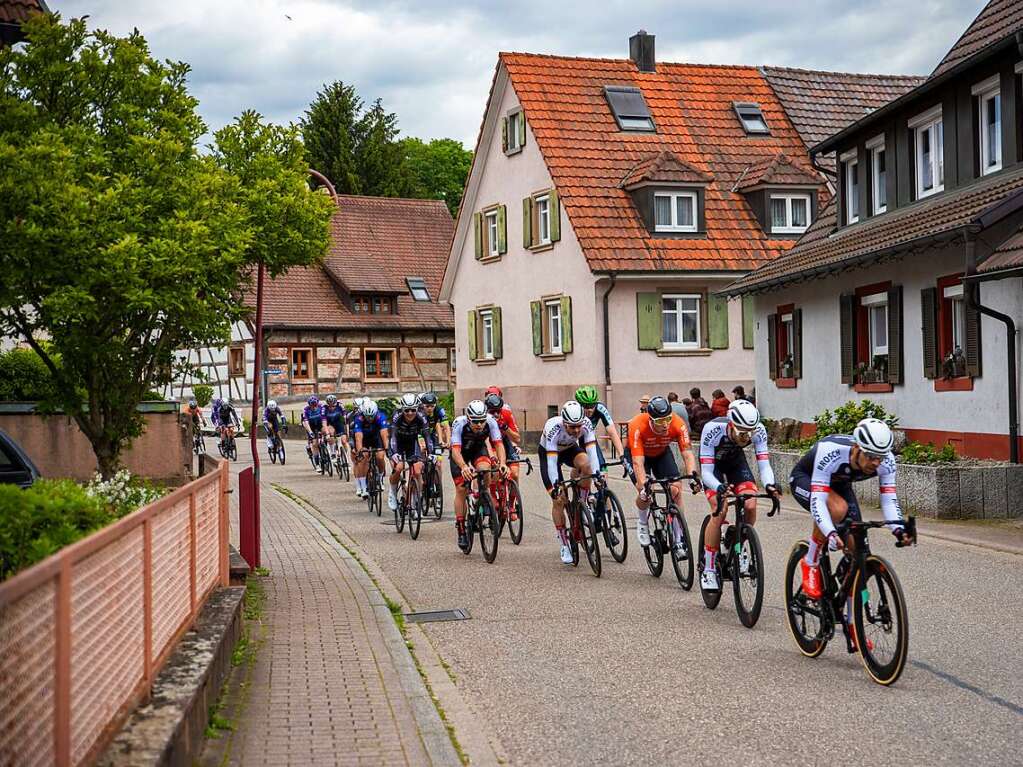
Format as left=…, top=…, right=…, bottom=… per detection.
left=972, top=76, right=1002, bottom=175
left=780, top=312, right=794, bottom=357
left=479, top=309, right=494, bottom=360
left=769, top=193, right=811, bottom=234
left=546, top=299, right=562, bottom=354
left=485, top=210, right=499, bottom=258
left=653, top=192, right=698, bottom=233
left=507, top=111, right=521, bottom=152
left=840, top=149, right=859, bottom=224
left=944, top=283, right=966, bottom=351
left=861, top=292, right=889, bottom=358
left=867, top=135, right=887, bottom=215
left=536, top=194, right=551, bottom=245
left=661, top=293, right=701, bottom=349
left=909, top=105, right=944, bottom=199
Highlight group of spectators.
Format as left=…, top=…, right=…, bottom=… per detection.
left=637, top=385, right=755, bottom=439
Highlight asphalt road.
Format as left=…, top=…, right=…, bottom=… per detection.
left=233, top=441, right=1022, bottom=765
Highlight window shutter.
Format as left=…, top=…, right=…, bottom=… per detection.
left=530, top=300, right=543, bottom=356
left=492, top=307, right=503, bottom=359
left=742, top=295, right=755, bottom=349
left=767, top=313, right=778, bottom=380
left=792, top=308, right=803, bottom=379
left=920, top=287, right=938, bottom=379
left=522, top=197, right=532, bottom=248
left=473, top=212, right=483, bottom=260
left=636, top=292, right=661, bottom=350
left=840, top=293, right=855, bottom=384
left=518, top=112, right=526, bottom=147
left=560, top=295, right=573, bottom=354
left=707, top=293, right=729, bottom=349
left=887, top=285, right=904, bottom=384
left=549, top=190, right=561, bottom=242
left=467, top=310, right=478, bottom=361
left=497, top=205, right=507, bottom=254
left=965, top=286, right=983, bottom=377
left=501, top=117, right=508, bottom=153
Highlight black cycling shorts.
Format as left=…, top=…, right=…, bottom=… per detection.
left=502, top=434, right=520, bottom=462
left=709, top=452, right=756, bottom=489
left=326, top=417, right=347, bottom=436
left=306, top=418, right=324, bottom=435
left=393, top=437, right=423, bottom=462
left=449, top=442, right=491, bottom=483
left=538, top=444, right=586, bottom=492
left=789, top=470, right=862, bottom=522
left=359, top=432, right=383, bottom=451
left=642, top=450, right=679, bottom=480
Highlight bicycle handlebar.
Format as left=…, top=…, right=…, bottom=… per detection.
left=713, top=489, right=781, bottom=518
left=643, top=473, right=701, bottom=496
left=839, top=516, right=917, bottom=547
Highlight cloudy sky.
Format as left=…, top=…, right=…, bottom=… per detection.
left=52, top=1, right=986, bottom=149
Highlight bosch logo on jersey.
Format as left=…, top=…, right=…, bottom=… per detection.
left=816, top=449, right=841, bottom=471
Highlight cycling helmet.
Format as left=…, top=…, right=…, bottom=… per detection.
left=854, top=418, right=893, bottom=456
left=561, top=400, right=587, bottom=426
left=646, top=396, right=671, bottom=420
left=360, top=399, right=378, bottom=417
left=353, top=396, right=365, bottom=410
left=420, top=391, right=438, bottom=406
left=325, top=394, right=337, bottom=406
left=267, top=399, right=277, bottom=410
left=727, top=399, right=761, bottom=431
left=484, top=393, right=503, bottom=412
left=465, top=400, right=488, bottom=422
left=188, top=399, right=197, bottom=408
left=222, top=397, right=231, bottom=407
left=574, top=385, right=599, bottom=407
left=485, top=385, right=503, bottom=398
left=399, top=392, right=419, bottom=410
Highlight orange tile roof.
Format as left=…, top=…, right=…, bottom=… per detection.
left=500, top=53, right=827, bottom=273
left=621, top=151, right=711, bottom=189
left=734, top=152, right=821, bottom=191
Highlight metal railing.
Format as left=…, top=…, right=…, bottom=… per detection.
left=0, top=459, right=230, bottom=767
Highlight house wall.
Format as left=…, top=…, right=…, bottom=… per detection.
left=165, top=321, right=254, bottom=402
left=753, top=244, right=1023, bottom=458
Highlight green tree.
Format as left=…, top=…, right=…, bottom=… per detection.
left=300, top=81, right=363, bottom=194
left=394, top=137, right=473, bottom=215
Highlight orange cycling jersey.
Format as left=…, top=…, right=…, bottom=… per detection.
left=627, top=413, right=691, bottom=457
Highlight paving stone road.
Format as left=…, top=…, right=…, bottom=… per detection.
left=228, top=441, right=1022, bottom=765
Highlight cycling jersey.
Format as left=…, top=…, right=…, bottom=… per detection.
left=353, top=411, right=389, bottom=435
left=790, top=435, right=901, bottom=537
left=699, top=418, right=774, bottom=494
left=323, top=405, right=346, bottom=432
left=450, top=414, right=501, bottom=453
left=187, top=406, right=203, bottom=423
left=587, top=402, right=614, bottom=430
left=539, top=416, right=600, bottom=489
left=389, top=411, right=433, bottom=457
left=627, top=413, right=690, bottom=458
left=216, top=403, right=239, bottom=428
left=262, top=405, right=285, bottom=430
left=422, top=404, right=448, bottom=429
left=301, top=404, right=325, bottom=424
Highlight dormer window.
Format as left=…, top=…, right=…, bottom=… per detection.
left=604, top=86, right=655, bottom=132
left=654, top=191, right=697, bottom=233
left=353, top=295, right=395, bottom=314
left=972, top=76, right=1001, bottom=175
left=769, top=193, right=810, bottom=234
left=734, top=102, right=769, bottom=135
left=909, top=105, right=943, bottom=199
left=406, top=277, right=430, bottom=302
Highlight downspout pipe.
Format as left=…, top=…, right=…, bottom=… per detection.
left=964, top=229, right=1019, bottom=463
left=602, top=274, right=617, bottom=388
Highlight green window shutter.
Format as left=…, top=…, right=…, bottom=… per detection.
left=921, top=287, right=938, bottom=379
left=965, top=285, right=982, bottom=377
left=561, top=295, right=573, bottom=354
left=549, top=190, right=561, bottom=242
left=530, top=301, right=543, bottom=356
left=840, top=294, right=855, bottom=384
left=767, top=314, right=778, bottom=380
left=497, top=205, right=507, bottom=254
left=473, top=212, right=482, bottom=260
left=467, top=310, right=478, bottom=361
left=708, top=293, right=729, bottom=349
left=741, top=295, right=755, bottom=349
left=518, top=112, right=527, bottom=147
left=887, top=285, right=904, bottom=385
left=492, top=307, right=503, bottom=359
left=522, top=197, right=533, bottom=248
left=792, top=308, right=803, bottom=379
left=501, top=117, right=508, bottom=153
left=636, top=292, right=661, bottom=350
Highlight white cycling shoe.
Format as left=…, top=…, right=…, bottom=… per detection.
left=701, top=567, right=720, bottom=591
left=559, top=544, right=574, bottom=564
left=636, top=522, right=651, bottom=547
left=387, top=488, right=398, bottom=511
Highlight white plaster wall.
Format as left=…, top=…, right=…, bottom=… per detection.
left=753, top=246, right=1023, bottom=436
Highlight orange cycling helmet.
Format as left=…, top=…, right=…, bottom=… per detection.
left=485, top=385, right=503, bottom=397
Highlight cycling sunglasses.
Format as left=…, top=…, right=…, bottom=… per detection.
left=402, top=408, right=418, bottom=414
left=652, top=415, right=673, bottom=426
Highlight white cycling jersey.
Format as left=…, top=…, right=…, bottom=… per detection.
left=540, top=416, right=600, bottom=481
left=450, top=414, right=501, bottom=451
left=698, top=418, right=775, bottom=492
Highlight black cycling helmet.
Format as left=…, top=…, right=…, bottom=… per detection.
left=484, top=393, right=503, bottom=413
left=420, top=391, right=438, bottom=405
left=646, top=395, right=672, bottom=419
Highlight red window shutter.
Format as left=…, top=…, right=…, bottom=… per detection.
left=767, top=313, right=778, bottom=380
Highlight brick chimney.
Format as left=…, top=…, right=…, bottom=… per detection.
left=630, top=30, right=655, bottom=73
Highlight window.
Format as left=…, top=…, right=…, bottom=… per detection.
left=228, top=346, right=245, bottom=377
left=862, top=291, right=889, bottom=357
left=841, top=151, right=859, bottom=224
left=524, top=190, right=560, bottom=248
left=364, top=349, right=395, bottom=380
left=530, top=297, right=572, bottom=356
left=469, top=306, right=503, bottom=362
left=769, top=194, right=811, bottom=234
left=406, top=277, right=430, bottom=302
left=733, top=102, right=770, bottom=135
left=868, top=136, right=887, bottom=214
left=536, top=195, right=551, bottom=244
left=661, top=294, right=700, bottom=349
left=507, top=111, right=521, bottom=152
left=353, top=294, right=395, bottom=313
left=480, top=309, right=495, bottom=360
left=948, top=285, right=966, bottom=352
left=291, top=348, right=312, bottom=380
left=973, top=77, right=1001, bottom=175
left=546, top=299, right=562, bottom=354
left=486, top=210, right=499, bottom=257
left=450, top=347, right=456, bottom=373
left=604, top=86, right=655, bottom=132
left=769, top=305, right=801, bottom=383
left=925, top=276, right=978, bottom=383
left=910, top=106, right=943, bottom=199
left=654, top=192, right=697, bottom=233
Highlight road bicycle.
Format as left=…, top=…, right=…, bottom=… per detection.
left=697, top=489, right=780, bottom=628
left=594, top=459, right=629, bottom=564
left=423, top=449, right=445, bottom=519
left=553, top=473, right=602, bottom=577
left=332, top=437, right=350, bottom=481
left=218, top=430, right=238, bottom=461
left=266, top=424, right=287, bottom=465
left=393, top=457, right=424, bottom=540
left=462, top=466, right=502, bottom=563
left=493, top=457, right=532, bottom=545
left=192, top=422, right=206, bottom=456
left=640, top=474, right=699, bottom=589
left=784, top=516, right=916, bottom=686
left=317, top=434, right=333, bottom=477
left=358, top=448, right=387, bottom=516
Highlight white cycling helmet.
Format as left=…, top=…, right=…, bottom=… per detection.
left=854, top=418, right=893, bottom=456
left=361, top=399, right=378, bottom=417
left=325, top=394, right=337, bottom=406
left=267, top=399, right=277, bottom=410
left=399, top=392, right=419, bottom=410
left=561, top=400, right=586, bottom=426
left=727, top=399, right=761, bottom=431
left=465, top=400, right=488, bottom=422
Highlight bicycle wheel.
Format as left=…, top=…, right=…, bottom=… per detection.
left=602, top=490, right=628, bottom=564
left=783, top=540, right=828, bottom=658
left=373, top=472, right=383, bottom=517
left=395, top=480, right=405, bottom=533
left=505, top=481, right=524, bottom=545
left=580, top=504, right=602, bottom=577
left=478, top=492, right=500, bottom=563
left=307, top=445, right=317, bottom=470
left=668, top=507, right=694, bottom=591
left=367, top=472, right=379, bottom=515
left=568, top=504, right=580, bottom=566
left=732, top=524, right=765, bottom=628
left=431, top=465, right=444, bottom=518
left=853, top=555, right=909, bottom=686
left=278, top=439, right=286, bottom=465
left=642, top=516, right=664, bottom=577
left=462, top=506, right=476, bottom=555
left=697, top=515, right=723, bottom=609
left=408, top=482, right=422, bottom=540
left=228, top=439, right=237, bottom=461
left=269, top=442, right=277, bottom=464
left=321, top=445, right=333, bottom=477
left=338, top=449, right=349, bottom=481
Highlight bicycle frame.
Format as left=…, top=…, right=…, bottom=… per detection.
left=643, top=475, right=698, bottom=550
left=712, top=490, right=780, bottom=565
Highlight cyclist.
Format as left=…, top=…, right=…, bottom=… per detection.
left=186, top=398, right=206, bottom=430
left=698, top=400, right=781, bottom=591
left=627, top=395, right=699, bottom=555
left=420, top=391, right=450, bottom=448
left=484, top=393, right=521, bottom=482
left=214, top=397, right=241, bottom=452
left=574, top=385, right=629, bottom=477
left=450, top=400, right=508, bottom=552
left=790, top=418, right=912, bottom=608
left=262, top=399, right=288, bottom=454
left=353, top=399, right=391, bottom=499
left=210, top=396, right=222, bottom=433
left=301, top=395, right=326, bottom=473
left=387, top=393, right=434, bottom=511
left=539, top=401, right=601, bottom=565
left=323, top=394, right=349, bottom=465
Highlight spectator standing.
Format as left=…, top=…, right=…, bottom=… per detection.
left=688, top=390, right=714, bottom=437
left=667, top=391, right=691, bottom=430
left=638, top=393, right=651, bottom=414
left=732, top=385, right=750, bottom=402
left=711, top=389, right=730, bottom=417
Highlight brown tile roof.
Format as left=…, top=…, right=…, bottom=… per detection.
left=931, top=0, right=1023, bottom=79
left=620, top=151, right=710, bottom=189
left=501, top=53, right=828, bottom=273
left=725, top=166, right=1023, bottom=294
left=0, top=0, right=48, bottom=25
left=978, top=226, right=1023, bottom=273
left=733, top=152, right=819, bottom=191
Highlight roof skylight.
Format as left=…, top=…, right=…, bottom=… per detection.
left=406, top=277, right=430, bottom=302
left=604, top=86, right=656, bottom=132
left=734, top=102, right=770, bottom=135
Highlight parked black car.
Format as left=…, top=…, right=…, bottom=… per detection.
left=0, top=429, right=40, bottom=487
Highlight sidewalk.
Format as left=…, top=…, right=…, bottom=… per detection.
left=202, top=486, right=459, bottom=767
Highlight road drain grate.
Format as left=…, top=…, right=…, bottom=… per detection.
left=404, top=608, right=470, bottom=623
